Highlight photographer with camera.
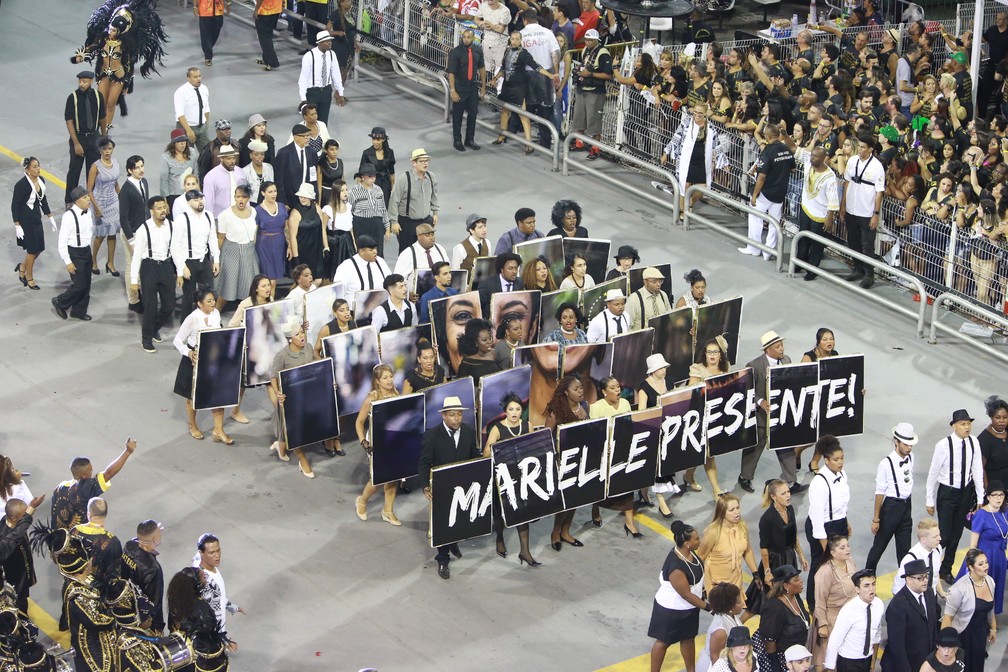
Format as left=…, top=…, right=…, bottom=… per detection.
left=571, top=28, right=612, bottom=161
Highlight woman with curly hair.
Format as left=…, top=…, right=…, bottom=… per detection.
left=0, top=456, right=32, bottom=504
left=675, top=268, right=713, bottom=312
left=546, top=199, right=588, bottom=238
left=521, top=255, right=558, bottom=292
left=545, top=374, right=590, bottom=550
left=456, top=318, right=502, bottom=383
left=981, top=395, right=1008, bottom=488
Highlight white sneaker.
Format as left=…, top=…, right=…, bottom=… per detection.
left=737, top=246, right=760, bottom=256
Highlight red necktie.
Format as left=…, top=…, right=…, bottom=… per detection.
left=467, top=48, right=473, bottom=81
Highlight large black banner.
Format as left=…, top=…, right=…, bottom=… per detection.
left=695, top=296, right=743, bottom=367
left=279, top=359, right=340, bottom=450
left=818, top=354, right=865, bottom=438
left=193, top=327, right=245, bottom=410
left=658, top=386, right=707, bottom=477
left=370, top=393, right=425, bottom=485
left=768, top=363, right=820, bottom=450
left=430, top=457, right=494, bottom=547
left=556, top=418, right=608, bottom=510
left=608, top=407, right=662, bottom=497
left=704, top=369, right=759, bottom=456
left=492, top=429, right=565, bottom=527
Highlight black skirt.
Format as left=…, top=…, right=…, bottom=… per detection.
left=173, top=355, right=194, bottom=399
left=16, top=219, right=45, bottom=255
left=647, top=601, right=699, bottom=644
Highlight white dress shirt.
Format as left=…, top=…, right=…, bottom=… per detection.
left=332, top=254, right=391, bottom=299
left=823, top=595, right=884, bottom=667
left=892, top=542, right=944, bottom=594
left=450, top=236, right=489, bottom=270
left=58, top=205, right=95, bottom=264
left=173, top=308, right=223, bottom=356
left=875, top=450, right=914, bottom=500
left=925, top=433, right=984, bottom=507
left=130, top=218, right=176, bottom=281
left=807, top=467, right=850, bottom=539
left=173, top=83, right=210, bottom=126
left=393, top=242, right=450, bottom=278
left=172, top=209, right=221, bottom=277
left=298, top=47, right=345, bottom=101
left=370, top=298, right=417, bottom=332
left=586, top=308, right=630, bottom=343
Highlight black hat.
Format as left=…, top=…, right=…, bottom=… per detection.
left=901, top=558, right=929, bottom=578
left=949, top=409, right=975, bottom=425
left=725, top=626, right=752, bottom=647
left=772, top=564, right=800, bottom=582
left=68, top=186, right=89, bottom=202
left=76, top=70, right=96, bottom=80
left=613, top=244, right=640, bottom=262
left=358, top=162, right=377, bottom=176
left=369, top=126, right=387, bottom=138
left=291, top=123, right=310, bottom=136
left=185, top=189, right=204, bottom=201
left=987, top=480, right=1007, bottom=496
left=357, top=235, right=378, bottom=250
left=936, top=627, right=960, bottom=647
left=851, top=568, right=876, bottom=586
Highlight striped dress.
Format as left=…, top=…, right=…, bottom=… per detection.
left=216, top=206, right=260, bottom=300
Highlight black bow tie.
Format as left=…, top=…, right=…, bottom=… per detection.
left=899, top=457, right=910, bottom=467
left=834, top=475, right=842, bottom=484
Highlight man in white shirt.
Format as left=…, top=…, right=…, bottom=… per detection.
left=195, top=533, right=243, bottom=650
left=393, top=223, right=449, bottom=300
left=203, top=145, right=248, bottom=218
left=173, top=67, right=211, bottom=151
left=53, top=187, right=95, bottom=321
left=451, top=213, right=490, bottom=272
left=840, top=131, right=886, bottom=288
left=333, top=236, right=391, bottom=301
left=823, top=569, right=883, bottom=672
left=130, top=196, right=177, bottom=353
left=891, top=519, right=945, bottom=597
left=805, top=436, right=851, bottom=606
left=297, top=31, right=346, bottom=127
left=625, top=266, right=672, bottom=330
left=370, top=274, right=417, bottom=333
left=865, top=422, right=917, bottom=574
left=520, top=8, right=560, bottom=146
left=172, top=189, right=221, bottom=318
left=925, top=409, right=984, bottom=584
left=586, top=289, right=629, bottom=343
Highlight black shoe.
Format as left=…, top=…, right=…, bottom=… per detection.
left=91, top=267, right=100, bottom=276
left=496, top=540, right=508, bottom=558
left=795, top=455, right=801, bottom=472
left=449, top=544, right=462, bottom=559
left=591, top=517, right=603, bottom=527
left=105, top=263, right=121, bottom=277
left=803, top=271, right=817, bottom=281
left=52, top=298, right=68, bottom=320
left=624, top=524, right=644, bottom=539
left=551, top=538, right=562, bottom=551
left=398, top=481, right=411, bottom=494
left=844, top=270, right=864, bottom=282
left=737, top=477, right=755, bottom=493
left=128, top=302, right=144, bottom=315
left=518, top=552, right=542, bottom=567
left=453, top=141, right=466, bottom=152
left=859, top=275, right=875, bottom=289
left=636, top=494, right=655, bottom=508
left=141, top=341, right=156, bottom=353
left=72, top=313, right=92, bottom=321
left=661, top=510, right=675, bottom=519
left=437, top=562, right=450, bottom=580
left=464, top=141, right=481, bottom=150
left=151, top=331, right=163, bottom=343
left=561, top=536, right=584, bottom=548
left=789, top=482, right=809, bottom=494
left=14, top=264, right=26, bottom=287
left=940, top=571, right=955, bottom=586
left=492, top=135, right=507, bottom=145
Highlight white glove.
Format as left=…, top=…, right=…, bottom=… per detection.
left=15, top=226, right=24, bottom=240
left=49, top=217, right=57, bottom=232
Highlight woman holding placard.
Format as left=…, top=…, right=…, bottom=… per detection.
left=485, top=393, right=539, bottom=567
left=313, top=298, right=359, bottom=359
left=638, top=354, right=674, bottom=517
left=456, top=319, right=502, bottom=384
left=402, top=339, right=444, bottom=394
left=227, top=274, right=272, bottom=424
left=798, top=328, right=838, bottom=473
left=648, top=520, right=708, bottom=672
left=588, top=376, right=639, bottom=537
left=269, top=319, right=321, bottom=478
left=354, top=365, right=402, bottom=525
left=173, top=289, right=230, bottom=445
left=544, top=375, right=590, bottom=551
left=685, top=336, right=731, bottom=497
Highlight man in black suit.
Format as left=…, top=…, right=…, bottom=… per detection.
left=880, top=559, right=938, bottom=672
left=274, top=123, right=318, bottom=206
left=118, top=155, right=150, bottom=314
left=478, top=252, right=524, bottom=318
left=419, top=396, right=481, bottom=580
left=0, top=495, right=45, bottom=613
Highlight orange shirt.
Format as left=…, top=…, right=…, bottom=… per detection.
left=196, top=0, right=225, bottom=17
left=257, top=0, right=282, bottom=13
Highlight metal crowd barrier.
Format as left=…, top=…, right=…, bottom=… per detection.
left=928, top=293, right=1008, bottom=363
left=684, top=184, right=785, bottom=272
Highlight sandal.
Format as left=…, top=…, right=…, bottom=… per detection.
left=211, top=433, right=235, bottom=445
left=525, top=146, right=535, bottom=155
left=204, top=58, right=212, bottom=66
left=255, top=59, right=265, bottom=65
left=492, top=135, right=507, bottom=145
left=188, top=424, right=204, bottom=440
left=262, top=65, right=274, bottom=72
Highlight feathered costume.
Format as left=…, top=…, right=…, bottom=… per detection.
left=71, top=0, right=168, bottom=85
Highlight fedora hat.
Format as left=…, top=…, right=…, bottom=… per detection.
left=784, top=645, right=813, bottom=662
left=760, top=330, right=784, bottom=350
left=642, top=266, right=664, bottom=280
left=725, top=626, right=752, bottom=648
left=217, top=144, right=238, bottom=157
left=936, top=627, right=960, bottom=647
left=294, top=183, right=316, bottom=200
left=901, top=558, right=929, bottom=578
left=772, top=564, right=800, bottom=582
left=248, top=113, right=267, bottom=128
left=604, top=289, right=626, bottom=302
left=369, top=126, right=387, bottom=138
left=892, top=422, right=918, bottom=445
left=440, top=396, right=468, bottom=412
left=411, top=148, right=430, bottom=161
left=949, top=409, right=974, bottom=425
left=646, top=353, right=670, bottom=374
left=170, top=128, right=188, bottom=143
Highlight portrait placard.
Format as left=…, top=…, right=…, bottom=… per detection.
left=516, top=343, right=560, bottom=427
left=648, top=307, right=695, bottom=385
left=492, top=429, right=565, bottom=527
left=279, top=359, right=340, bottom=450
left=628, top=264, right=673, bottom=298
left=243, top=299, right=298, bottom=386
left=695, top=296, right=743, bottom=367
left=491, top=290, right=542, bottom=346
left=562, top=238, right=612, bottom=284
left=704, top=368, right=759, bottom=456
left=193, top=327, right=245, bottom=410
left=478, top=365, right=532, bottom=444
left=611, top=329, right=654, bottom=399
left=514, top=236, right=565, bottom=287
left=379, top=324, right=434, bottom=390
left=304, top=283, right=344, bottom=349
left=322, top=326, right=380, bottom=416
left=657, top=386, right=707, bottom=477
left=353, top=289, right=389, bottom=327
left=468, top=256, right=497, bottom=292
left=423, top=378, right=477, bottom=431
left=561, top=342, right=612, bottom=404
left=556, top=418, right=608, bottom=510
left=430, top=457, right=494, bottom=547
left=768, top=363, right=820, bottom=450
left=540, top=288, right=582, bottom=338
left=430, top=290, right=482, bottom=377
left=370, top=393, right=425, bottom=485
left=817, top=354, right=865, bottom=437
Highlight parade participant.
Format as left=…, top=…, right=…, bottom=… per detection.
left=269, top=319, right=321, bottom=477
left=648, top=520, right=707, bottom=672
left=0, top=496, right=43, bottom=614
left=11, top=157, right=56, bottom=292
left=880, top=558, right=939, bottom=672
left=626, top=267, right=672, bottom=331
left=370, top=274, right=418, bottom=333
left=52, top=187, right=96, bottom=321
left=193, top=533, right=243, bottom=651
left=173, top=191, right=221, bottom=324
left=865, top=423, right=917, bottom=574
left=823, top=569, right=883, bottom=672
left=585, top=289, right=629, bottom=343
left=401, top=339, right=445, bottom=394
left=451, top=213, right=490, bottom=272
left=892, top=519, right=946, bottom=598
left=51, top=439, right=135, bottom=530
left=72, top=497, right=122, bottom=583
left=64, top=71, right=106, bottom=204
left=174, top=288, right=233, bottom=445
left=805, top=437, right=851, bottom=607
left=130, top=196, right=178, bottom=353
left=387, top=148, right=439, bottom=251
left=355, top=365, right=403, bottom=525
left=167, top=567, right=232, bottom=664
left=121, top=519, right=165, bottom=633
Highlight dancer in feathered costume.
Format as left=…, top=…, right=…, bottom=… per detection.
left=70, top=0, right=168, bottom=129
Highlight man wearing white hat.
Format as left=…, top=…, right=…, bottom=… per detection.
left=625, top=266, right=672, bottom=331
left=202, top=144, right=249, bottom=218
left=864, top=422, right=918, bottom=574
left=387, top=148, right=439, bottom=251
left=738, top=330, right=802, bottom=493
left=298, top=31, right=346, bottom=127
left=418, top=396, right=480, bottom=580
left=785, top=645, right=813, bottom=672
left=586, top=289, right=629, bottom=343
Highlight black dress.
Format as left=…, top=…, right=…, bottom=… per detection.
left=497, top=47, right=539, bottom=105
left=960, top=589, right=993, bottom=672
left=757, top=596, right=810, bottom=672
left=329, top=10, right=358, bottom=68
left=405, top=367, right=445, bottom=392
left=359, top=147, right=396, bottom=208
left=685, top=125, right=708, bottom=184
left=294, top=202, right=326, bottom=279
left=802, top=348, right=838, bottom=362
left=640, top=380, right=674, bottom=485
left=980, top=427, right=1008, bottom=487
left=923, top=650, right=966, bottom=672
left=11, top=175, right=50, bottom=255
left=751, top=505, right=800, bottom=614
left=318, top=157, right=344, bottom=206
left=456, top=356, right=502, bottom=384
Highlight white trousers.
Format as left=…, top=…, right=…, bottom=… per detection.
left=745, top=193, right=783, bottom=257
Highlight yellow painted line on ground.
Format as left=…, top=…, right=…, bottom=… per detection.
left=597, top=521, right=969, bottom=672
left=0, top=142, right=67, bottom=190
left=28, top=598, right=70, bottom=650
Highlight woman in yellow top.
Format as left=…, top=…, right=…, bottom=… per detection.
left=697, top=494, right=758, bottom=621
left=588, top=377, right=640, bottom=537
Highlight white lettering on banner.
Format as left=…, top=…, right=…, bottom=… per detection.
left=611, top=431, right=651, bottom=477
left=558, top=445, right=604, bottom=491
left=769, top=384, right=820, bottom=429
left=496, top=451, right=557, bottom=507
left=820, top=373, right=858, bottom=419
left=660, top=411, right=704, bottom=460
left=705, top=389, right=757, bottom=441
left=448, top=481, right=493, bottom=527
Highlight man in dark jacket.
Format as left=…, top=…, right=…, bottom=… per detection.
left=121, top=519, right=165, bottom=633
left=419, top=396, right=481, bottom=580
left=0, top=495, right=45, bottom=613
left=273, top=124, right=319, bottom=205
left=880, top=559, right=939, bottom=672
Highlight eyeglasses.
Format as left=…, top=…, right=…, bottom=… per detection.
left=908, top=574, right=928, bottom=581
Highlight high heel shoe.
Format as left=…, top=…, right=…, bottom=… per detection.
left=561, top=536, right=584, bottom=548
left=270, top=440, right=290, bottom=461
left=496, top=541, right=508, bottom=558
left=592, top=517, right=603, bottom=527
left=524, top=145, right=535, bottom=155
left=14, top=263, right=26, bottom=287
left=91, top=265, right=100, bottom=276
left=188, top=424, right=205, bottom=441
left=807, top=462, right=819, bottom=474
left=492, top=135, right=507, bottom=145
left=518, top=553, right=542, bottom=567
left=624, top=524, right=644, bottom=539
left=26, top=280, right=39, bottom=290
left=211, top=433, right=235, bottom=445
left=105, top=263, right=120, bottom=277
left=298, top=462, right=315, bottom=479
